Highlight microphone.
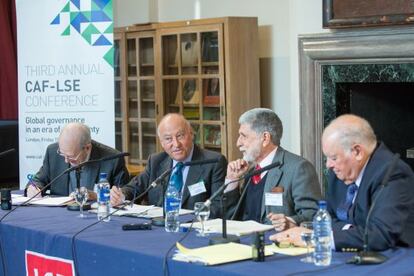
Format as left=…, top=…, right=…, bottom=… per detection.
left=201, top=161, right=281, bottom=210
left=347, top=153, right=400, bottom=265
left=0, top=148, right=15, bottom=159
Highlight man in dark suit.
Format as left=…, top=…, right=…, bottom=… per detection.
left=110, top=113, right=237, bottom=219
left=225, top=108, right=321, bottom=229
left=271, top=114, right=414, bottom=251
left=26, top=123, right=129, bottom=199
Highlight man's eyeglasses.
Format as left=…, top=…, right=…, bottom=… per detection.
left=161, top=132, right=187, bottom=145
left=57, top=147, right=84, bottom=162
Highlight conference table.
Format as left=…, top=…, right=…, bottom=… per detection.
left=0, top=205, right=413, bottom=276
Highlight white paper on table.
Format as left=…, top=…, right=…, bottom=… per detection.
left=89, top=204, right=193, bottom=218
left=12, top=195, right=74, bottom=206
left=181, top=219, right=275, bottom=236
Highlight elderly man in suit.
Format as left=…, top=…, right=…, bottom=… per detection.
left=26, top=123, right=129, bottom=199
left=271, top=114, right=414, bottom=251
left=110, top=113, right=237, bottom=219
left=225, top=108, right=321, bottom=230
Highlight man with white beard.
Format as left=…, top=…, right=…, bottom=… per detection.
left=225, top=108, right=321, bottom=231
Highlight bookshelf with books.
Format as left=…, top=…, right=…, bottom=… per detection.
left=155, top=17, right=260, bottom=161
left=115, top=17, right=260, bottom=164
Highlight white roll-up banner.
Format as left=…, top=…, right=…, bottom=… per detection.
left=16, top=0, right=114, bottom=189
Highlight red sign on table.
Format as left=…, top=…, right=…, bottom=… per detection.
left=25, top=250, right=75, bottom=276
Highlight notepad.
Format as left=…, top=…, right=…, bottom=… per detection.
left=173, top=242, right=274, bottom=265
left=89, top=204, right=193, bottom=218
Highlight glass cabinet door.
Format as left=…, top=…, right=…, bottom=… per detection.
left=124, top=32, right=157, bottom=164
left=159, top=27, right=224, bottom=155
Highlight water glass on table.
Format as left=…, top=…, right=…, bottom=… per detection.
left=194, top=202, right=210, bottom=237
left=74, top=187, right=88, bottom=218
left=300, top=221, right=314, bottom=263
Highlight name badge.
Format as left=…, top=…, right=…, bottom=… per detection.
left=188, top=181, right=206, bottom=197
left=265, top=192, right=283, bottom=206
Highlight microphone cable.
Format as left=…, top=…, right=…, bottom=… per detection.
left=71, top=177, right=162, bottom=276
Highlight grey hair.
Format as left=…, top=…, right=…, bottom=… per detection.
left=325, top=114, right=377, bottom=152
left=239, top=108, right=283, bottom=146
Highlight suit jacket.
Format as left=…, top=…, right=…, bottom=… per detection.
left=122, top=145, right=238, bottom=219
left=232, top=146, right=322, bottom=224
left=30, top=140, right=129, bottom=195
left=327, top=142, right=414, bottom=251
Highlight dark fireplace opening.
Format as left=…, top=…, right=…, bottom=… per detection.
left=335, top=82, right=414, bottom=170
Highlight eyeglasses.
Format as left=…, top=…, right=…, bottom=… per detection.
left=57, top=147, right=84, bottom=162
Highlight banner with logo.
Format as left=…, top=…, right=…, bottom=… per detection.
left=16, top=0, right=114, bottom=189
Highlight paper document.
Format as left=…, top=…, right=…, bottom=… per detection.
left=173, top=242, right=273, bottom=265
left=89, top=204, right=193, bottom=218
left=12, top=194, right=74, bottom=206
left=267, top=243, right=311, bottom=256
left=181, top=219, right=275, bottom=236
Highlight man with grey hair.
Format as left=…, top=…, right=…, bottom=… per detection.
left=271, top=114, right=414, bottom=251
left=226, top=108, right=321, bottom=229
left=26, top=123, right=129, bottom=198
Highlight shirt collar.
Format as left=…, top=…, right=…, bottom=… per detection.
left=355, top=157, right=370, bottom=187
left=258, top=147, right=277, bottom=168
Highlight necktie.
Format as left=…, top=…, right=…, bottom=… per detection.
left=251, top=164, right=262, bottom=185
left=336, top=183, right=358, bottom=221
left=170, top=162, right=184, bottom=192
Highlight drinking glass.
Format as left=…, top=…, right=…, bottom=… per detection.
left=300, top=221, right=314, bottom=263
left=74, top=187, right=88, bottom=218
left=194, top=202, right=210, bottom=237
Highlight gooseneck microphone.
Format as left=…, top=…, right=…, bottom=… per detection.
left=0, top=148, right=15, bottom=158
left=347, top=153, right=400, bottom=265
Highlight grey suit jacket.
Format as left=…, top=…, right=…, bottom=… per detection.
left=122, top=145, right=238, bottom=219
left=29, top=140, right=129, bottom=195
left=233, top=146, right=322, bottom=224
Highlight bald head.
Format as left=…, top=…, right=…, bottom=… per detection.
left=157, top=113, right=194, bottom=161
left=322, top=114, right=377, bottom=184
left=323, top=114, right=377, bottom=153
left=58, top=123, right=92, bottom=166
left=59, top=123, right=91, bottom=149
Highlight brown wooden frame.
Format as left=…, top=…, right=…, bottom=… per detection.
left=323, top=0, right=414, bottom=29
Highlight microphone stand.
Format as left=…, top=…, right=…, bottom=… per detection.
left=209, top=193, right=240, bottom=245
left=196, top=161, right=281, bottom=245
left=347, top=153, right=400, bottom=265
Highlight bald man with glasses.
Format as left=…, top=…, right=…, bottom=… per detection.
left=26, top=123, right=129, bottom=199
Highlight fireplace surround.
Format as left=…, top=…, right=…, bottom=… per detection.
left=298, top=27, right=414, bottom=187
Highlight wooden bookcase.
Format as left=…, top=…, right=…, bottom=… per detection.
left=114, top=17, right=260, bottom=166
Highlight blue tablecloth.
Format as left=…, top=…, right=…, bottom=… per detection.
left=0, top=206, right=413, bottom=276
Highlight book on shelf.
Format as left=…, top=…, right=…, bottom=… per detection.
left=203, top=78, right=220, bottom=105
left=175, top=39, right=199, bottom=67
left=175, top=79, right=200, bottom=105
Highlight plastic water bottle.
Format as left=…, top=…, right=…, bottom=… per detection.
left=313, top=200, right=332, bottom=266
left=97, top=172, right=111, bottom=222
left=164, top=183, right=181, bottom=232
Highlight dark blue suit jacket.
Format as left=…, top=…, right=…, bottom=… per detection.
left=327, top=142, right=414, bottom=251
left=122, top=145, right=238, bottom=219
